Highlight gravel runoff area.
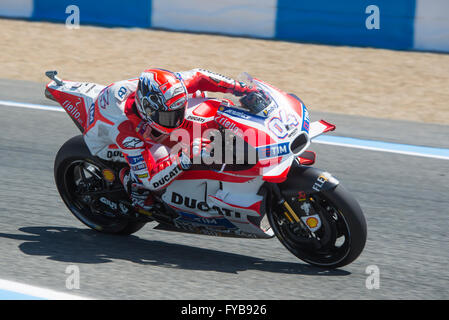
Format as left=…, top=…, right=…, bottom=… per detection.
left=1, top=18, right=449, bottom=124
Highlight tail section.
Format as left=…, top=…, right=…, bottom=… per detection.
left=44, top=70, right=105, bottom=133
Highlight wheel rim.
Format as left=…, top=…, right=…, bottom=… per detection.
left=271, top=192, right=352, bottom=267
left=61, top=159, right=129, bottom=232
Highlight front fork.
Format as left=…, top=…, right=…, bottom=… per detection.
left=265, top=182, right=326, bottom=249
left=269, top=183, right=312, bottom=230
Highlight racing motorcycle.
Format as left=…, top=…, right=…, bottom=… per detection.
left=45, top=70, right=367, bottom=269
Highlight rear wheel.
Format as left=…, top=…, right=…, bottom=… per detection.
left=269, top=184, right=367, bottom=269
left=54, top=136, right=147, bottom=235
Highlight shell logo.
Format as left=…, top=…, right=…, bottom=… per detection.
left=102, top=169, right=115, bottom=182
left=305, top=217, right=319, bottom=229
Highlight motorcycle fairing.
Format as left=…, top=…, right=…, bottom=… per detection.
left=184, top=98, right=219, bottom=124
left=309, top=120, right=336, bottom=139
left=161, top=177, right=273, bottom=238
left=46, top=80, right=106, bottom=133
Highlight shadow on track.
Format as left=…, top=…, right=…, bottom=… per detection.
left=0, top=226, right=350, bottom=276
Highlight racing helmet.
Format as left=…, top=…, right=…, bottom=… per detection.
left=135, top=68, right=188, bottom=134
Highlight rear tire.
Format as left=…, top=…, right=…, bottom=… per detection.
left=269, top=184, right=367, bottom=269
left=54, top=135, right=146, bottom=235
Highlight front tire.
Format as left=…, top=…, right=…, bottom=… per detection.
left=54, top=135, right=146, bottom=235
left=269, top=184, right=367, bottom=269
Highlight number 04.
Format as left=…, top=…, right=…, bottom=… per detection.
left=268, top=109, right=299, bottom=138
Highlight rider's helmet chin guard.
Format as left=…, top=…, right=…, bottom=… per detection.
left=136, top=68, right=188, bottom=135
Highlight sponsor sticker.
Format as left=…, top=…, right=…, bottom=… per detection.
left=131, top=163, right=147, bottom=171
left=176, top=211, right=236, bottom=229
left=116, top=86, right=127, bottom=100
left=106, top=150, right=124, bottom=159
left=88, top=103, right=95, bottom=126
left=152, top=165, right=182, bottom=189
left=300, top=214, right=322, bottom=232
left=223, top=108, right=251, bottom=120
left=99, top=197, right=117, bottom=210
left=119, top=202, right=129, bottom=215
left=186, top=115, right=206, bottom=123
left=257, top=142, right=290, bottom=159
left=98, top=88, right=110, bottom=109
left=102, top=169, right=115, bottom=182
left=302, top=105, right=310, bottom=132
left=62, top=99, right=82, bottom=124
left=311, top=172, right=339, bottom=192
left=215, top=114, right=243, bottom=136
left=126, top=155, right=144, bottom=165
left=122, top=137, right=144, bottom=149
left=298, top=191, right=307, bottom=201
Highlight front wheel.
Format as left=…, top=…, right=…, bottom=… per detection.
left=268, top=184, right=367, bottom=269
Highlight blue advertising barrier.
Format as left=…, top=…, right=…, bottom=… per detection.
left=32, top=0, right=151, bottom=28
left=0, top=0, right=448, bottom=52
left=275, top=0, right=416, bottom=50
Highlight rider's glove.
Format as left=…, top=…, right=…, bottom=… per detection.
left=176, top=137, right=213, bottom=169
left=191, top=137, right=213, bottom=160
left=232, top=81, right=259, bottom=97
left=136, top=121, right=157, bottom=143
left=239, top=89, right=271, bottom=114
left=177, top=151, right=192, bottom=170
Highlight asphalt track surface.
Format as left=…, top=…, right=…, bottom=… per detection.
left=0, top=79, right=448, bottom=300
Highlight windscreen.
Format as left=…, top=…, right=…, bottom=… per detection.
left=236, top=72, right=276, bottom=117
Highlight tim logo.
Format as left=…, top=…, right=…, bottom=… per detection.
left=257, top=142, right=290, bottom=159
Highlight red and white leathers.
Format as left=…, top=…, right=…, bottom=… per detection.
left=83, top=69, right=256, bottom=204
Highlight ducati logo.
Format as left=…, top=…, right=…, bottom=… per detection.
left=170, top=192, right=242, bottom=218
left=152, top=166, right=182, bottom=189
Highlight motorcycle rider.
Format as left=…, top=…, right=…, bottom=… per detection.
left=83, top=68, right=257, bottom=212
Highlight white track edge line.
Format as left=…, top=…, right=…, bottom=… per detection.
left=0, top=279, right=91, bottom=300
left=0, top=100, right=64, bottom=112
left=312, top=139, right=449, bottom=160
left=1, top=99, right=448, bottom=160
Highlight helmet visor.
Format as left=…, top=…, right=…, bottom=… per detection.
left=149, top=108, right=185, bottom=128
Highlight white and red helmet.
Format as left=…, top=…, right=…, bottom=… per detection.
left=136, top=68, right=188, bottom=134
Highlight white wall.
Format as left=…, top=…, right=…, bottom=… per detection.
left=414, top=0, right=449, bottom=52
left=151, top=0, right=277, bottom=38
left=0, top=0, right=33, bottom=18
